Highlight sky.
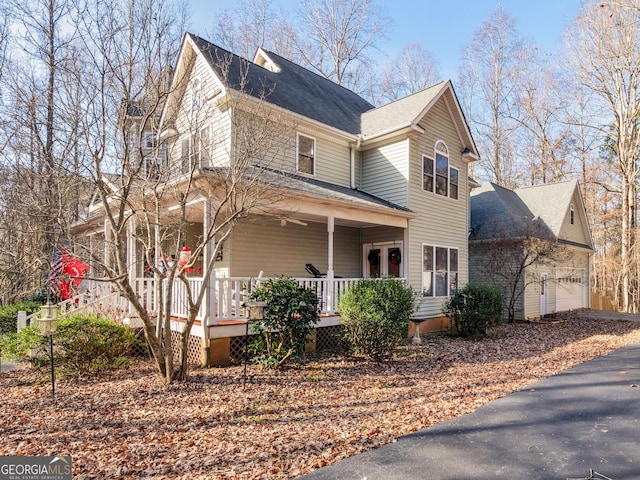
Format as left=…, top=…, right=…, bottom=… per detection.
left=187, top=0, right=584, bottom=81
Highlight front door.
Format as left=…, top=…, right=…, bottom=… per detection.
left=364, top=243, right=403, bottom=278
left=540, top=273, right=549, bottom=316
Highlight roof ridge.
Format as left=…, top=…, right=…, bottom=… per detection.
left=514, top=178, right=577, bottom=191
left=374, top=80, right=448, bottom=109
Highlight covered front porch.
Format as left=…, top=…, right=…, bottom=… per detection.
left=77, top=174, right=417, bottom=365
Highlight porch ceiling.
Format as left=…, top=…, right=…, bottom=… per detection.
left=272, top=198, right=412, bottom=228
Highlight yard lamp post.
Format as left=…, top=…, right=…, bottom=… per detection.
left=243, top=301, right=267, bottom=388
left=38, top=303, right=59, bottom=397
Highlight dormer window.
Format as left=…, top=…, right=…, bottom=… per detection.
left=297, top=133, right=315, bottom=175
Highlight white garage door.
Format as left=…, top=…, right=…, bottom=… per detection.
left=556, top=269, right=586, bottom=311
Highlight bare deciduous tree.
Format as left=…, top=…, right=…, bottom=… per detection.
left=290, top=0, right=389, bottom=95
left=563, top=0, right=640, bottom=312
left=209, top=0, right=292, bottom=60
left=377, top=43, right=441, bottom=105
left=471, top=219, right=567, bottom=323
left=458, top=5, right=525, bottom=187
left=510, top=46, right=574, bottom=185
left=0, top=0, right=85, bottom=302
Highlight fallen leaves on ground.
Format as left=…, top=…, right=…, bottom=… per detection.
left=2, top=316, right=640, bottom=479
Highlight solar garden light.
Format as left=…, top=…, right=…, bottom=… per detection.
left=38, top=303, right=59, bottom=397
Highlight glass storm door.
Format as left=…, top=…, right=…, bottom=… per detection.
left=364, top=243, right=402, bottom=278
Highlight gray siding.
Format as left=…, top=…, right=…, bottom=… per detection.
left=316, top=137, right=352, bottom=187
left=469, top=242, right=526, bottom=321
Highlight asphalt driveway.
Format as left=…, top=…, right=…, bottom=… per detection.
left=300, top=343, right=640, bottom=480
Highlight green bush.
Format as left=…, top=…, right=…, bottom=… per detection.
left=53, top=314, right=142, bottom=374
left=248, top=277, right=320, bottom=368
left=443, top=283, right=504, bottom=338
left=0, top=300, right=43, bottom=334
left=338, top=278, right=416, bottom=361
left=0, top=326, right=45, bottom=363
left=1, top=314, right=142, bottom=374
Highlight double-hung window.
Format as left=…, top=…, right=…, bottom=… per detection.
left=422, top=244, right=458, bottom=297
left=423, top=156, right=434, bottom=192
left=570, top=203, right=575, bottom=224
left=423, top=141, right=458, bottom=200
left=297, top=133, right=315, bottom=175
left=435, top=142, right=448, bottom=196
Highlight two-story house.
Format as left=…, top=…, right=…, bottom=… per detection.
left=76, top=32, right=479, bottom=365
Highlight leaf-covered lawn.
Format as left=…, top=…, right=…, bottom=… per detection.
left=2, top=317, right=640, bottom=479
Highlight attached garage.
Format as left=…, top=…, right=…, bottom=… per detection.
left=556, top=268, right=587, bottom=311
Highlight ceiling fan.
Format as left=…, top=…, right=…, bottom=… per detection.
left=279, top=217, right=308, bottom=227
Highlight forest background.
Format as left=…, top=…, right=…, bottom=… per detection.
left=0, top=0, right=638, bottom=311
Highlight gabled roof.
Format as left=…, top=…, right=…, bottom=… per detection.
left=514, top=180, right=579, bottom=238
left=360, top=80, right=479, bottom=159
left=470, top=180, right=593, bottom=250
left=361, top=82, right=445, bottom=136
left=187, top=34, right=375, bottom=134
left=470, top=182, right=552, bottom=241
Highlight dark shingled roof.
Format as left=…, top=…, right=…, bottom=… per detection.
left=205, top=165, right=414, bottom=214
left=469, top=182, right=555, bottom=241
left=189, top=34, right=375, bottom=134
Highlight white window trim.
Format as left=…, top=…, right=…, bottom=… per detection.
left=181, top=136, right=193, bottom=174
left=296, top=133, right=316, bottom=176
left=422, top=243, right=459, bottom=298
left=422, top=140, right=458, bottom=200
left=449, top=166, right=459, bottom=200
left=422, top=155, right=434, bottom=193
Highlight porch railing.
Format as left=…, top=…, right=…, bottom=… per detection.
left=55, top=276, right=403, bottom=326
left=125, top=276, right=375, bottom=323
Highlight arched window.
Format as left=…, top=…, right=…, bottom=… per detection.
left=570, top=203, right=575, bottom=225
left=423, top=141, right=458, bottom=199
left=435, top=141, right=453, bottom=198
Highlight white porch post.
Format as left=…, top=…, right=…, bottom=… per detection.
left=326, top=215, right=335, bottom=314
left=204, top=198, right=217, bottom=327
left=103, top=219, right=111, bottom=268
left=127, top=219, right=137, bottom=283
left=126, top=219, right=138, bottom=316
left=403, top=225, right=409, bottom=279
left=88, top=232, right=94, bottom=278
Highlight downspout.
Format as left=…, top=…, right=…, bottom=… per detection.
left=350, top=137, right=362, bottom=189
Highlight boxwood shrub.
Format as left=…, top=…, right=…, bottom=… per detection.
left=338, top=278, right=416, bottom=361
left=443, top=283, right=504, bottom=338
